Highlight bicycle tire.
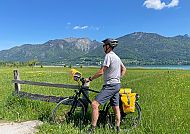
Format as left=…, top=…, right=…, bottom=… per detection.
left=51, top=97, right=86, bottom=125
left=120, top=102, right=141, bottom=129
left=106, top=102, right=141, bottom=130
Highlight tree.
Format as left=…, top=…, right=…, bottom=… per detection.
left=69, top=64, right=72, bottom=68
left=28, top=59, right=39, bottom=67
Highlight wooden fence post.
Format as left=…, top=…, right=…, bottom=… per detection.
left=13, top=70, right=21, bottom=93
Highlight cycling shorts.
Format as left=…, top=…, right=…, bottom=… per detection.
left=95, top=83, right=120, bottom=106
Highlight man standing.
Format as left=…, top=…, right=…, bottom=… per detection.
left=86, top=38, right=126, bottom=133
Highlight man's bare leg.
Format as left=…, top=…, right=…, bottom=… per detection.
left=91, top=100, right=100, bottom=127
left=112, top=106, right=121, bottom=127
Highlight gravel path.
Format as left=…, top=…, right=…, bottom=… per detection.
left=0, top=120, right=43, bottom=134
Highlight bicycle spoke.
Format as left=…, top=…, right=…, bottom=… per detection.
left=105, top=102, right=141, bottom=130
left=120, top=102, right=141, bottom=129
left=51, top=97, right=85, bottom=125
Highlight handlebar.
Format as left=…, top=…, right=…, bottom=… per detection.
left=80, top=78, right=86, bottom=85
left=71, top=69, right=99, bottom=93
left=80, top=78, right=100, bottom=93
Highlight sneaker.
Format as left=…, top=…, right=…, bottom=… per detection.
left=116, top=126, right=120, bottom=134
left=87, top=125, right=96, bottom=134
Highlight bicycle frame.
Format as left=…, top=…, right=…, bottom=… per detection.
left=67, top=81, right=100, bottom=116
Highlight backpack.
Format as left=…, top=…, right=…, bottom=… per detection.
left=119, top=88, right=136, bottom=113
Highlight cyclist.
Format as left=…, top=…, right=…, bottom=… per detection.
left=86, top=38, right=126, bottom=133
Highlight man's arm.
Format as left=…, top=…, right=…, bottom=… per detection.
left=88, top=66, right=108, bottom=81
left=120, top=63, right=126, bottom=77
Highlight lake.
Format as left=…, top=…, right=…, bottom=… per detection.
left=127, top=65, right=190, bottom=70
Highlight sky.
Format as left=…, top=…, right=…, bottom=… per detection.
left=0, top=0, right=189, bottom=51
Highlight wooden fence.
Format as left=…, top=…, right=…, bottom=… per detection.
left=12, top=70, right=80, bottom=103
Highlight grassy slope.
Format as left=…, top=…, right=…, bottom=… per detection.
left=0, top=67, right=189, bottom=134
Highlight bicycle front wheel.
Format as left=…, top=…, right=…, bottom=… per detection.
left=51, top=97, right=86, bottom=125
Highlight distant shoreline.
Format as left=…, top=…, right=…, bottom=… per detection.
left=36, top=65, right=190, bottom=70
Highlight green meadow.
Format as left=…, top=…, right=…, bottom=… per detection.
left=0, top=66, right=189, bottom=134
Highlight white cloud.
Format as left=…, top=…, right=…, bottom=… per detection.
left=72, top=25, right=100, bottom=31
left=167, top=0, right=179, bottom=8
left=143, top=0, right=179, bottom=10
left=73, top=25, right=89, bottom=30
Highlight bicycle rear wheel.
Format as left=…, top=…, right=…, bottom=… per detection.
left=51, top=97, right=86, bottom=125
left=106, top=102, right=141, bottom=130
left=120, top=102, right=141, bottom=129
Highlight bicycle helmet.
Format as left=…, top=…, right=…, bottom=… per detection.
left=102, top=38, right=118, bottom=48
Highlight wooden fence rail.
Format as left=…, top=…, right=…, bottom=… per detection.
left=12, top=70, right=80, bottom=103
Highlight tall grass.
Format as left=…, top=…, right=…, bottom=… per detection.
left=0, top=67, right=189, bottom=133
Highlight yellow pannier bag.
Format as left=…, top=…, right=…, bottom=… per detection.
left=119, top=88, right=136, bottom=113
left=119, top=88, right=132, bottom=94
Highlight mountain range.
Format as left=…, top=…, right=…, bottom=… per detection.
left=0, top=32, right=190, bottom=65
